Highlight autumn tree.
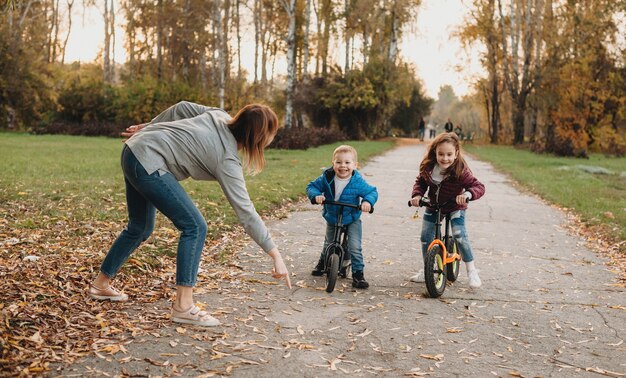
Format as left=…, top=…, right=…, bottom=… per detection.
left=497, top=0, right=545, bottom=145
left=538, top=0, right=625, bottom=156
left=460, top=0, right=503, bottom=143
left=0, top=0, right=55, bottom=129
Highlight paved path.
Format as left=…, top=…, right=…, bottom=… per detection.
left=63, top=143, right=625, bottom=377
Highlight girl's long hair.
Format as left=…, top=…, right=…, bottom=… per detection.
left=228, top=104, right=278, bottom=175
left=419, top=132, right=468, bottom=178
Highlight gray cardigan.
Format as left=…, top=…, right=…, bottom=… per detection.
left=125, top=101, right=275, bottom=252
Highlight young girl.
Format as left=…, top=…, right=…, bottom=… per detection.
left=409, top=133, right=485, bottom=288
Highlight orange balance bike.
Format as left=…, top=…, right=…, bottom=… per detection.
left=408, top=197, right=464, bottom=298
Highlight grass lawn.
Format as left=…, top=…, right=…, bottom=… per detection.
left=464, top=144, right=626, bottom=251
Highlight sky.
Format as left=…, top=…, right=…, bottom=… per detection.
left=64, top=0, right=482, bottom=99
left=401, top=0, right=483, bottom=98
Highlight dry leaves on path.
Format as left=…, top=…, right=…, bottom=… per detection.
left=0, top=200, right=243, bottom=376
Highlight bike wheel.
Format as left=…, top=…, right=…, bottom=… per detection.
left=445, top=236, right=461, bottom=282
left=424, top=244, right=447, bottom=298
left=326, top=253, right=340, bottom=293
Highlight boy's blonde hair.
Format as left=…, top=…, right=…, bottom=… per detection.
left=333, top=145, right=358, bottom=162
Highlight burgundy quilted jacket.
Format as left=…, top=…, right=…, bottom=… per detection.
left=412, top=167, right=485, bottom=214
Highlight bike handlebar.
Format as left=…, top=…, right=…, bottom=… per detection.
left=322, top=200, right=374, bottom=214
left=407, top=197, right=468, bottom=208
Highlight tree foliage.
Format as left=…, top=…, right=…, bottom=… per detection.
left=1, top=0, right=433, bottom=141
left=459, top=0, right=626, bottom=156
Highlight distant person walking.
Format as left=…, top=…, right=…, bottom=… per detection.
left=427, top=123, right=436, bottom=139
left=454, top=124, right=464, bottom=140
left=444, top=118, right=454, bottom=133
left=88, top=101, right=291, bottom=328
left=418, top=117, right=426, bottom=141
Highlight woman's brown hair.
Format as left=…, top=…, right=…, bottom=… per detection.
left=419, top=132, right=468, bottom=178
left=228, top=104, right=279, bottom=175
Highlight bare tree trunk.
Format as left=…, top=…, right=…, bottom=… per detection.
left=197, top=1, right=207, bottom=89
left=486, top=0, right=500, bottom=143
left=183, top=0, right=192, bottom=81
left=388, top=5, right=398, bottom=63
left=215, top=0, right=225, bottom=108
left=126, top=3, right=135, bottom=79
left=46, top=1, right=53, bottom=62
left=529, top=0, right=544, bottom=144
left=156, top=0, right=163, bottom=80
left=282, top=0, right=297, bottom=128
left=110, top=0, right=115, bottom=81
left=270, top=40, right=277, bottom=86
left=103, top=0, right=111, bottom=82
left=235, top=0, right=242, bottom=78
left=261, top=7, right=268, bottom=86
left=254, top=0, right=260, bottom=84
left=223, top=0, right=231, bottom=89
left=61, top=0, right=74, bottom=64
left=200, top=52, right=207, bottom=91
left=541, top=0, right=557, bottom=149
left=489, top=77, right=500, bottom=143
left=362, top=27, right=369, bottom=65
left=344, top=0, right=350, bottom=73
left=498, top=0, right=541, bottom=144
left=321, top=0, right=331, bottom=76
left=314, top=0, right=322, bottom=76
left=52, top=0, right=61, bottom=62
left=302, top=0, right=311, bottom=79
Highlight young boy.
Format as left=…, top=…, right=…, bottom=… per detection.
left=306, top=145, right=378, bottom=289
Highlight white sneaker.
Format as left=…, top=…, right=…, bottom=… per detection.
left=409, top=270, right=425, bottom=283
left=468, top=270, right=482, bottom=288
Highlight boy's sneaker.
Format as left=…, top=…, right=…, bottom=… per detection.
left=352, top=271, right=369, bottom=289
left=311, top=260, right=325, bottom=276
left=468, top=270, right=482, bottom=288
left=409, top=270, right=425, bottom=283
left=341, top=254, right=351, bottom=268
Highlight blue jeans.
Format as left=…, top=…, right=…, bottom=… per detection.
left=420, top=210, right=475, bottom=263
left=320, top=219, right=364, bottom=273
left=100, top=146, right=207, bottom=286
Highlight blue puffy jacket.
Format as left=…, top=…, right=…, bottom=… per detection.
left=306, top=168, right=378, bottom=225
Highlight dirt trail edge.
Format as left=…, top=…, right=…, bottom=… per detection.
left=63, top=143, right=625, bottom=377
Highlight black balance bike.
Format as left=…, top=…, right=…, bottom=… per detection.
left=319, top=200, right=374, bottom=293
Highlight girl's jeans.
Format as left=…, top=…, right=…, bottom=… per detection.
left=100, top=146, right=207, bottom=287
left=420, top=210, right=475, bottom=262
left=320, top=219, right=364, bottom=273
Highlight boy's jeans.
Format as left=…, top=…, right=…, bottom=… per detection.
left=420, top=210, right=474, bottom=262
left=100, top=146, right=207, bottom=286
left=321, top=219, right=364, bottom=273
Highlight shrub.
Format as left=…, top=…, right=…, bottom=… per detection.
left=32, top=121, right=124, bottom=137
left=595, top=125, right=626, bottom=157
left=268, top=127, right=347, bottom=150
left=113, top=77, right=214, bottom=124
left=57, top=78, right=117, bottom=123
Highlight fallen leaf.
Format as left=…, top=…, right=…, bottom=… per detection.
left=419, top=354, right=444, bottom=361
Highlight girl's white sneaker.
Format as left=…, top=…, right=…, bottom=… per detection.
left=409, top=270, right=425, bottom=283
left=468, top=270, right=482, bottom=288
